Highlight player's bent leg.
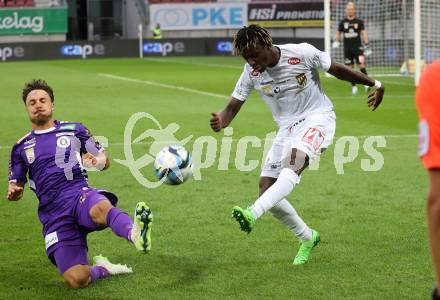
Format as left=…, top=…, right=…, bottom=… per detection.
left=62, top=264, right=91, bottom=289
left=231, top=177, right=276, bottom=233
left=269, top=199, right=312, bottom=241
left=248, top=149, right=307, bottom=221
left=52, top=245, right=101, bottom=289
left=87, top=198, right=136, bottom=244
left=89, top=199, right=113, bottom=226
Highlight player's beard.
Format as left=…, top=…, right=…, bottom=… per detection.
left=30, top=111, right=53, bottom=127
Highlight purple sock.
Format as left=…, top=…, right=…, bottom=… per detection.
left=106, top=207, right=133, bottom=242
left=90, top=266, right=109, bottom=283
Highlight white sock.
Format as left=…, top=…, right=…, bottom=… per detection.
left=251, top=168, right=299, bottom=219
left=270, top=199, right=312, bottom=241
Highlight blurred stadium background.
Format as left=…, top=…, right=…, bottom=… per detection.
left=0, top=0, right=439, bottom=299
left=0, top=0, right=438, bottom=82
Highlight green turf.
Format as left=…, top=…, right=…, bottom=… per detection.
left=0, top=57, right=431, bottom=299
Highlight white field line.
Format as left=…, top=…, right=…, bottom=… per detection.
left=142, top=58, right=413, bottom=85
left=142, top=58, right=242, bottom=70
left=98, top=73, right=229, bottom=100
left=0, top=134, right=418, bottom=150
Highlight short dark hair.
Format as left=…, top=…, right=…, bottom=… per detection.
left=233, top=24, right=273, bottom=56
left=22, top=79, right=54, bottom=103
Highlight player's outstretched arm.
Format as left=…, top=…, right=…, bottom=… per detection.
left=82, top=151, right=110, bottom=171
left=7, top=182, right=24, bottom=201
left=210, top=97, right=244, bottom=132
left=327, top=61, right=385, bottom=111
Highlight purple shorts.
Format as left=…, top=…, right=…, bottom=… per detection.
left=50, top=245, right=89, bottom=274
left=43, top=187, right=118, bottom=274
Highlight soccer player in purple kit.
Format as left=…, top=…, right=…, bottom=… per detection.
left=7, top=79, right=153, bottom=289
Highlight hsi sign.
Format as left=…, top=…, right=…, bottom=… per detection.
left=0, top=8, right=67, bottom=35
left=150, top=3, right=247, bottom=30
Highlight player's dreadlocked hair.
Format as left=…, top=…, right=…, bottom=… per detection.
left=233, top=25, right=273, bottom=56
left=22, top=79, right=54, bottom=103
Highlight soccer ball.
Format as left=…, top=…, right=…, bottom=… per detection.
left=153, top=145, right=193, bottom=185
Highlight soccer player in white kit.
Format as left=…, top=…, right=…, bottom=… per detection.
left=210, top=25, right=385, bottom=265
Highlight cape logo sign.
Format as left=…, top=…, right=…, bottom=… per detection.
left=0, top=12, right=43, bottom=33
left=61, top=44, right=105, bottom=59
left=143, top=42, right=185, bottom=56
left=0, top=46, right=24, bottom=61
left=216, top=41, right=233, bottom=53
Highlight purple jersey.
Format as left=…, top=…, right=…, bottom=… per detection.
left=8, top=121, right=103, bottom=214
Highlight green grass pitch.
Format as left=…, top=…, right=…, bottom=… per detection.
left=0, top=56, right=432, bottom=299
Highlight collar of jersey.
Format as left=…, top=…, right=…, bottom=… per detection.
left=33, top=126, right=56, bottom=134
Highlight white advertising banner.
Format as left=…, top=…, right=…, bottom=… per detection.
left=149, top=3, right=247, bottom=30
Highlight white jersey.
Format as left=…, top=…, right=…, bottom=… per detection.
left=231, top=43, right=334, bottom=127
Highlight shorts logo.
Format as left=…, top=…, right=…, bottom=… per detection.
left=45, top=231, right=58, bottom=250
left=418, top=120, right=429, bottom=156
left=302, top=128, right=325, bottom=151
left=288, top=57, right=300, bottom=65
left=57, top=136, right=71, bottom=148
left=296, top=73, right=307, bottom=87
left=25, top=147, right=35, bottom=164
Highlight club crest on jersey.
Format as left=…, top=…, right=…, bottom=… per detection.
left=354, top=23, right=358, bottom=29
left=25, top=147, right=35, bottom=164
left=288, top=57, right=300, bottom=65
left=57, top=136, right=71, bottom=148
left=296, top=73, right=307, bottom=87
left=344, top=22, right=349, bottom=29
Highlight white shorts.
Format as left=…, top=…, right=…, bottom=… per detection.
left=261, top=111, right=336, bottom=178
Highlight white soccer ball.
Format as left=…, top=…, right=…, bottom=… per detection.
left=153, top=145, right=193, bottom=185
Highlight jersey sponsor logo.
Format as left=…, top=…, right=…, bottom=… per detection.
left=295, top=73, right=307, bottom=87
left=302, top=128, right=325, bottom=151
left=60, top=124, right=76, bottom=131
left=25, top=147, right=35, bottom=164
left=45, top=232, right=58, bottom=250
left=418, top=120, right=429, bottom=156
left=24, top=137, right=36, bottom=146
left=261, top=85, right=274, bottom=97
left=288, top=57, right=300, bottom=65
left=344, top=31, right=358, bottom=39
left=57, top=136, right=71, bottom=148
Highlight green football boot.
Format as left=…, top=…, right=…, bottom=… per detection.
left=131, top=202, right=153, bottom=252
left=232, top=206, right=256, bottom=233
left=293, top=230, right=320, bottom=265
